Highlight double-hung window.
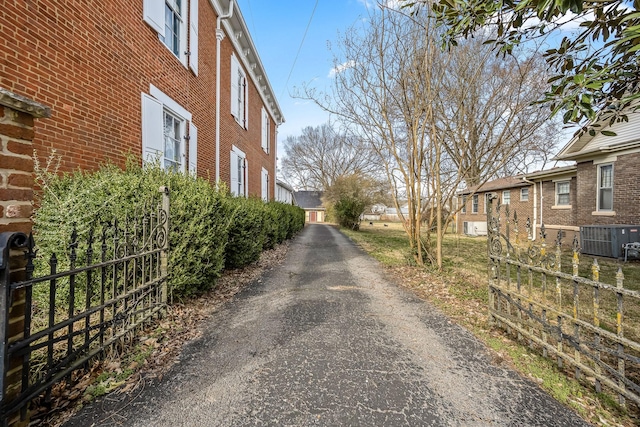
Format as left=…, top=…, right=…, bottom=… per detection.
left=461, top=195, right=467, bottom=213
left=163, top=110, right=183, bottom=171
left=230, top=146, right=247, bottom=197
left=555, top=181, right=570, bottom=206
left=472, top=195, right=479, bottom=214
left=141, top=85, right=197, bottom=174
left=143, top=0, right=199, bottom=74
left=502, top=190, right=511, bottom=205
left=162, top=0, right=182, bottom=56
left=231, top=55, right=248, bottom=129
left=598, top=164, right=613, bottom=211
left=520, top=188, right=529, bottom=201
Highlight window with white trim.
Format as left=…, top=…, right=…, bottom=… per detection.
left=261, top=108, right=270, bottom=153
left=472, top=195, right=478, bottom=214
left=230, top=146, right=247, bottom=196
left=143, top=0, right=198, bottom=74
left=484, top=193, right=490, bottom=213
left=555, top=181, right=570, bottom=206
left=598, top=164, right=613, bottom=211
left=502, top=190, right=511, bottom=205
left=231, top=55, right=248, bottom=129
left=461, top=195, right=467, bottom=213
left=261, top=167, right=269, bottom=201
left=163, top=110, right=183, bottom=171
left=141, top=86, right=197, bottom=174
left=520, top=187, right=529, bottom=201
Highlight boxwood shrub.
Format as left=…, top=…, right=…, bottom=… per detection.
left=33, top=157, right=305, bottom=301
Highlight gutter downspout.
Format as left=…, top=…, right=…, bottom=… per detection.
left=215, top=0, right=235, bottom=183
left=522, top=177, right=537, bottom=241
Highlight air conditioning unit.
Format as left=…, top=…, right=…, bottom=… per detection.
left=580, top=225, right=640, bottom=259
left=463, top=221, right=487, bottom=236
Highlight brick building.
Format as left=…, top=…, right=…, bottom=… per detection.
left=457, top=176, right=532, bottom=239
left=0, top=0, right=283, bottom=200
left=457, top=110, right=640, bottom=251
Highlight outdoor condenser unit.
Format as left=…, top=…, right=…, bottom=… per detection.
left=580, top=225, right=640, bottom=259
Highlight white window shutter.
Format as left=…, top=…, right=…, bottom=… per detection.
left=243, top=76, right=248, bottom=129
left=261, top=168, right=268, bottom=201
left=143, top=0, right=164, bottom=34
left=189, top=0, right=199, bottom=75
left=141, top=93, right=164, bottom=165
left=230, top=151, right=239, bottom=195
left=231, top=56, right=239, bottom=119
left=261, top=108, right=267, bottom=151
left=242, top=157, right=248, bottom=196
left=188, top=122, right=198, bottom=175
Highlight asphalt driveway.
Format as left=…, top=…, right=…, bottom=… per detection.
left=64, top=223, right=589, bottom=426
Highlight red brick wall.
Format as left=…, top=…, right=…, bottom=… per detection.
left=0, top=91, right=50, bottom=427
left=0, top=0, right=276, bottom=200
left=576, top=154, right=640, bottom=226
left=0, top=106, right=35, bottom=234
left=540, top=177, right=578, bottom=227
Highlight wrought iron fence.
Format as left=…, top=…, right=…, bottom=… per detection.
left=487, top=193, right=640, bottom=408
left=0, top=187, right=169, bottom=422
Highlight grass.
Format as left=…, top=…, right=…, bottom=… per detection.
left=342, top=220, right=638, bottom=427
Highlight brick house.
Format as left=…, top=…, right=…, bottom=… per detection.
left=554, top=111, right=640, bottom=226
left=457, top=176, right=532, bottom=238
left=0, top=0, right=283, bottom=200
left=457, top=110, right=640, bottom=251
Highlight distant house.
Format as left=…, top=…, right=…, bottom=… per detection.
left=362, top=203, right=387, bottom=221
left=276, top=180, right=295, bottom=205
left=457, top=176, right=532, bottom=238
left=293, top=191, right=325, bottom=223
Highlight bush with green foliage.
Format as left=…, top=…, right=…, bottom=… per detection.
left=33, top=155, right=306, bottom=302
left=33, top=158, right=231, bottom=300
left=334, top=196, right=366, bottom=231
left=224, top=196, right=266, bottom=269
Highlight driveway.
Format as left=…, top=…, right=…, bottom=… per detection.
left=64, top=223, right=589, bottom=426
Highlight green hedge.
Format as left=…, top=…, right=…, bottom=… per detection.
left=33, top=159, right=305, bottom=301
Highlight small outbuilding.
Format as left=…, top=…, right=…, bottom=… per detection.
left=293, top=191, right=325, bottom=223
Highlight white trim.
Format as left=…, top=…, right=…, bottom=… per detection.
left=591, top=211, right=617, bottom=216
left=551, top=205, right=572, bottom=210
left=189, top=0, right=199, bottom=75
left=149, top=84, right=192, bottom=121
left=593, top=155, right=618, bottom=165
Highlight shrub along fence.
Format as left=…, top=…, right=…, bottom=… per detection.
left=486, top=194, right=640, bottom=410
left=0, top=161, right=304, bottom=424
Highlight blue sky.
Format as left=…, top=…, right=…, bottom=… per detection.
left=235, top=0, right=371, bottom=150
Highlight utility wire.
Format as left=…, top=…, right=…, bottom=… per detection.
left=280, top=0, right=319, bottom=99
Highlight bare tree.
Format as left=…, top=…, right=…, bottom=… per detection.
left=300, top=5, right=561, bottom=268
left=280, top=122, right=378, bottom=190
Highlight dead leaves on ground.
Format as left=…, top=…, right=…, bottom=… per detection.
left=29, top=242, right=290, bottom=427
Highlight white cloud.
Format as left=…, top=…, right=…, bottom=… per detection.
left=328, top=60, right=356, bottom=78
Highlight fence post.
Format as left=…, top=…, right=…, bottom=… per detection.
left=0, top=89, right=49, bottom=426
left=159, top=187, right=170, bottom=305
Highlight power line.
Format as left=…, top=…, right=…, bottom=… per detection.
left=280, top=0, right=319, bottom=99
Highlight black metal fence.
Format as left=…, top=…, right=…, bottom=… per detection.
left=0, top=187, right=169, bottom=422
left=487, top=193, right=640, bottom=408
